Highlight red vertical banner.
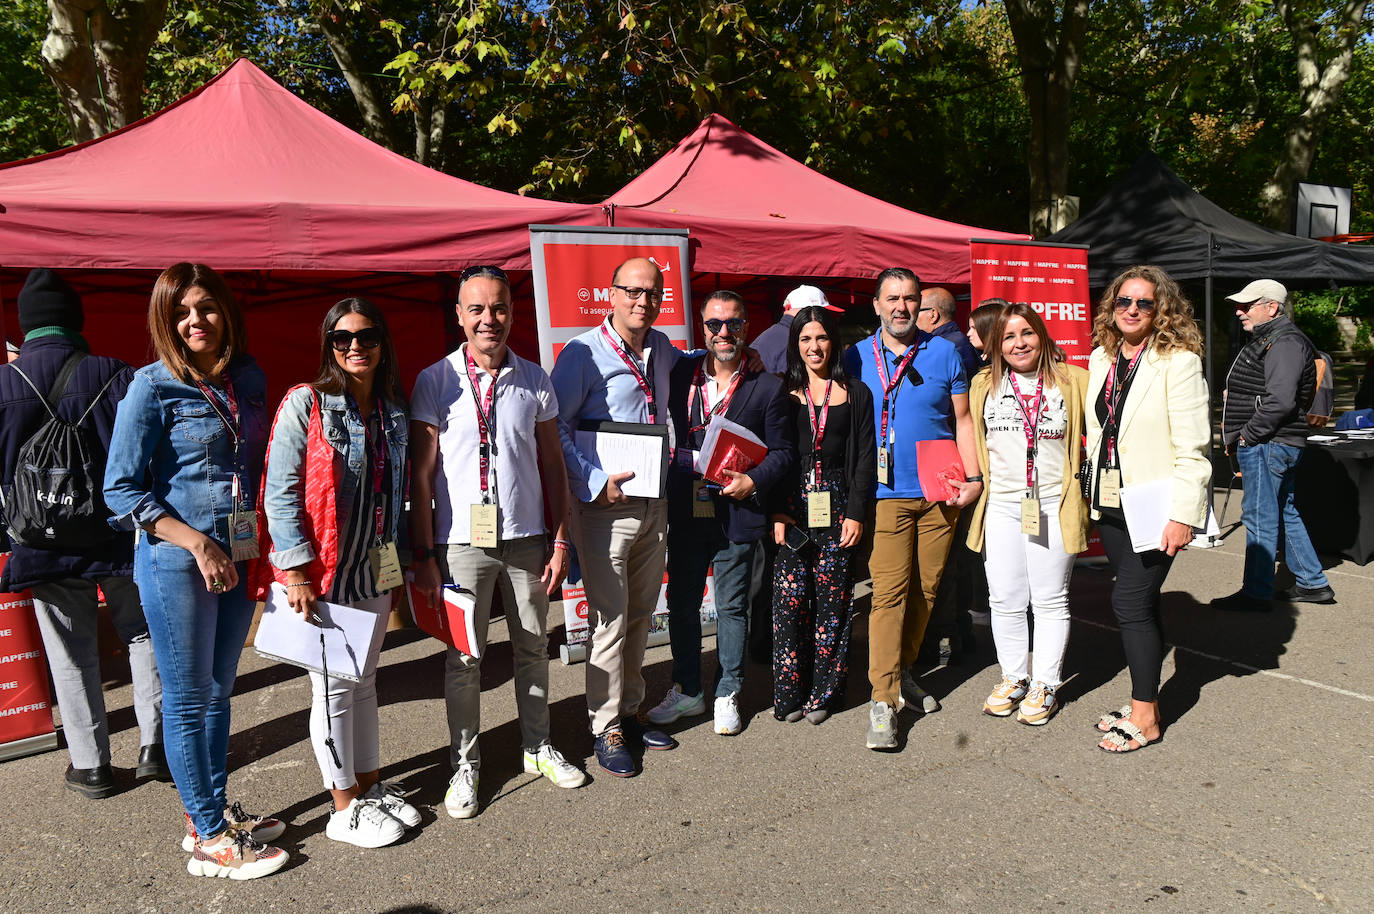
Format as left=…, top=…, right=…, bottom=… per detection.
left=969, top=240, right=1093, bottom=366
left=0, top=553, right=57, bottom=754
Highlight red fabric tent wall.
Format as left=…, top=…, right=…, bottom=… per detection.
left=604, top=114, right=1027, bottom=284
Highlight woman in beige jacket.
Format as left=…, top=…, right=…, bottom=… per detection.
left=1084, top=265, right=1211, bottom=753
left=967, top=303, right=1090, bottom=726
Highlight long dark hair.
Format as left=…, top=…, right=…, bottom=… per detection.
left=784, top=306, right=849, bottom=392
left=310, top=297, right=408, bottom=408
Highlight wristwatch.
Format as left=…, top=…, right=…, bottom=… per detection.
left=965, top=474, right=984, bottom=483
left=412, top=546, right=435, bottom=562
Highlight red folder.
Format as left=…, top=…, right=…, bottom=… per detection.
left=702, top=432, right=768, bottom=487
left=915, top=438, right=966, bottom=502
left=407, top=579, right=481, bottom=657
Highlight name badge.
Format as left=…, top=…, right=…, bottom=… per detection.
left=369, top=542, right=403, bottom=592
left=1098, top=469, right=1121, bottom=508
left=229, top=510, right=259, bottom=562
left=876, top=446, right=891, bottom=487
left=1020, top=495, right=1041, bottom=537
left=470, top=504, right=499, bottom=548
left=692, top=479, right=715, bottom=518
left=807, top=490, right=832, bottom=528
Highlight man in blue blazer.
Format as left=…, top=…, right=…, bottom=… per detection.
left=646, top=290, right=793, bottom=736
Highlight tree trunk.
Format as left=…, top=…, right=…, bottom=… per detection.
left=41, top=0, right=169, bottom=143
left=316, top=0, right=400, bottom=152
left=1259, top=0, right=1369, bottom=230
left=1003, top=0, right=1090, bottom=238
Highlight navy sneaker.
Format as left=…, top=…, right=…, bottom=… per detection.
left=594, top=730, right=636, bottom=778
left=1276, top=583, right=1336, bottom=605
left=1211, top=591, right=1272, bottom=612
left=622, top=715, right=677, bottom=751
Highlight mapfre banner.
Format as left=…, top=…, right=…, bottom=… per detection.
left=969, top=240, right=1093, bottom=367
left=529, top=226, right=694, bottom=372
left=0, top=554, right=56, bottom=749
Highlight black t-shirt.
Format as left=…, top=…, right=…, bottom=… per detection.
left=1092, top=349, right=1139, bottom=518
left=794, top=398, right=850, bottom=471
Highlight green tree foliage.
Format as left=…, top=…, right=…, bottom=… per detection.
left=0, top=0, right=67, bottom=163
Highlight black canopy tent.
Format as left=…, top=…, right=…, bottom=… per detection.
left=1048, top=152, right=1374, bottom=394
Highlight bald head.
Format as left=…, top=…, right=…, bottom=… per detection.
left=919, top=287, right=955, bottom=332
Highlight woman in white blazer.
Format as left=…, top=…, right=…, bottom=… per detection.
left=1084, top=265, right=1210, bottom=754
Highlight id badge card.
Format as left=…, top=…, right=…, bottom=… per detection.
left=1020, top=494, right=1041, bottom=537
left=876, top=446, right=891, bottom=487
left=369, top=541, right=403, bottom=592
left=807, top=490, right=832, bottom=528
left=470, top=503, right=499, bottom=548
left=1098, top=468, right=1121, bottom=508
left=692, top=479, right=715, bottom=518
left=229, top=506, right=259, bottom=562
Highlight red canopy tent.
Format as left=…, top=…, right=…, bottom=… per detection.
left=603, top=114, right=1027, bottom=304
left=0, top=58, right=602, bottom=395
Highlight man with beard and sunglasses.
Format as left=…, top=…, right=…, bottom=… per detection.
left=645, top=291, right=792, bottom=737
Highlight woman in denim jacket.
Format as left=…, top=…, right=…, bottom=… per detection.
left=104, top=263, right=288, bottom=880
left=260, top=297, right=417, bottom=849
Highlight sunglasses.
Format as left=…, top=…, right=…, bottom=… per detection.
left=1113, top=296, right=1156, bottom=312
left=704, top=318, right=745, bottom=335
left=328, top=328, right=384, bottom=351
left=459, top=264, right=509, bottom=283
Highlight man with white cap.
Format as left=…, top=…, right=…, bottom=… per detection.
left=750, top=284, right=842, bottom=376
left=1213, top=279, right=1335, bottom=611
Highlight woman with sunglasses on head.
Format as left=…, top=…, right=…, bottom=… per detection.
left=259, top=298, right=419, bottom=848
left=1085, top=265, right=1210, bottom=753
left=104, top=263, right=287, bottom=879
left=966, top=303, right=1089, bottom=726
left=769, top=306, right=875, bottom=724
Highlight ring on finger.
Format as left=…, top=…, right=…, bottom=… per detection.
left=211, top=580, right=225, bottom=593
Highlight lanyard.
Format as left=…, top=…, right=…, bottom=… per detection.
left=194, top=373, right=248, bottom=509
left=688, top=363, right=743, bottom=434
left=465, top=348, right=498, bottom=504
left=1103, top=344, right=1146, bottom=466
left=601, top=323, right=656, bottom=419
left=872, top=335, right=917, bottom=446
left=1006, top=371, right=1044, bottom=491
left=805, top=381, right=833, bottom=487
left=352, top=396, right=388, bottom=543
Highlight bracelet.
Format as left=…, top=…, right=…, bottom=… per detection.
left=964, top=474, right=984, bottom=483
left=552, top=539, right=572, bottom=552
left=286, top=581, right=312, bottom=590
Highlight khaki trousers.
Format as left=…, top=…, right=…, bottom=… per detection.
left=867, top=497, right=959, bottom=706
left=573, top=497, right=668, bottom=735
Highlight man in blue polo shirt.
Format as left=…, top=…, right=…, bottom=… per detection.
left=844, top=267, right=982, bottom=751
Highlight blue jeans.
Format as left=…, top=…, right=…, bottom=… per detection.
left=666, top=524, right=756, bottom=698
left=1237, top=441, right=1329, bottom=597
left=135, top=540, right=255, bottom=838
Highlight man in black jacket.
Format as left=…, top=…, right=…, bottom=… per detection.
left=1213, top=279, right=1335, bottom=612
left=645, top=290, right=792, bottom=736
left=0, top=269, right=165, bottom=795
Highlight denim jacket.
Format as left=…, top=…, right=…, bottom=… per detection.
left=263, top=385, right=408, bottom=571
left=103, top=356, right=269, bottom=548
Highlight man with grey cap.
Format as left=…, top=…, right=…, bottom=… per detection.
left=1213, top=279, right=1334, bottom=611
left=750, top=284, right=842, bottom=376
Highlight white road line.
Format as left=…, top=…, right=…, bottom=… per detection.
left=1074, top=616, right=1374, bottom=703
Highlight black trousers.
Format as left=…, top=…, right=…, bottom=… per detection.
left=1096, top=513, right=1176, bottom=702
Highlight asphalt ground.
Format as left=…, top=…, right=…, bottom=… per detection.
left=3, top=492, right=1371, bottom=914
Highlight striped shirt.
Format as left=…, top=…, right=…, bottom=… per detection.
left=327, top=406, right=392, bottom=603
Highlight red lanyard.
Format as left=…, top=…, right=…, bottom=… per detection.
left=465, top=348, right=498, bottom=504
left=1006, top=371, right=1044, bottom=491
left=601, top=323, right=657, bottom=419
left=872, top=335, right=916, bottom=447
left=1103, top=344, right=1146, bottom=465
left=352, top=397, right=389, bottom=543
left=688, top=362, right=743, bottom=434
left=805, top=381, right=833, bottom=487
left=194, top=373, right=241, bottom=451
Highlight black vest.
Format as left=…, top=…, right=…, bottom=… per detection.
left=1222, top=316, right=1316, bottom=444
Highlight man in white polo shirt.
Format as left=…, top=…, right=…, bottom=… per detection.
left=410, top=265, right=587, bottom=820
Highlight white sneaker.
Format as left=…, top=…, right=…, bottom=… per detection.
left=713, top=693, right=742, bottom=735
left=646, top=684, right=706, bottom=724
left=523, top=744, right=589, bottom=789
left=899, top=668, right=941, bottom=714
left=444, top=765, right=479, bottom=819
left=325, top=798, right=404, bottom=848
left=363, top=781, right=422, bottom=828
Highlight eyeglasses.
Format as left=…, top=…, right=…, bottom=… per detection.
left=703, top=318, right=745, bottom=335
left=1113, top=296, right=1156, bottom=312
left=328, top=328, right=384, bottom=351
left=613, top=284, right=664, bottom=303
left=1236, top=300, right=1272, bottom=312
left=459, top=265, right=509, bottom=284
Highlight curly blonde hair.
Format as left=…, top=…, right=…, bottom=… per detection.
left=1092, top=264, right=1204, bottom=357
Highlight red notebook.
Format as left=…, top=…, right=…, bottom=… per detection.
left=406, top=579, right=480, bottom=657
left=915, top=438, right=966, bottom=502
left=698, top=418, right=768, bottom=487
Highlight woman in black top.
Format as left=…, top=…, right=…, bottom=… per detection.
left=769, top=306, right=876, bottom=724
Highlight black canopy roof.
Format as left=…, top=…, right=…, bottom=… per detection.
left=1048, top=152, right=1374, bottom=288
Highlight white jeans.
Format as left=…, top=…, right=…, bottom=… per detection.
left=308, top=594, right=390, bottom=790
left=981, top=497, right=1074, bottom=689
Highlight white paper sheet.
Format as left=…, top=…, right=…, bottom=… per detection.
left=253, top=584, right=380, bottom=681
left=1119, top=477, right=1220, bottom=554
left=574, top=428, right=666, bottom=498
